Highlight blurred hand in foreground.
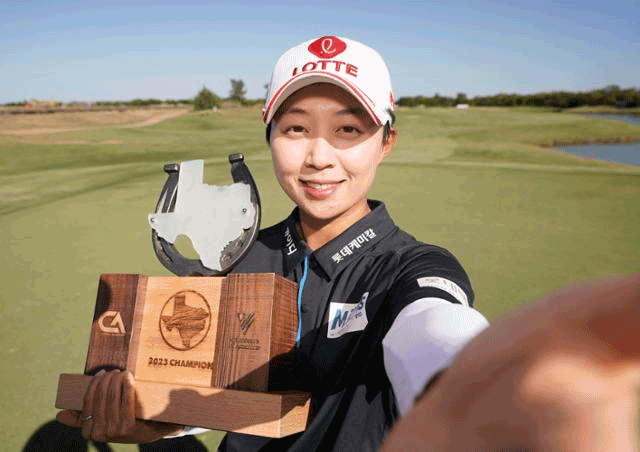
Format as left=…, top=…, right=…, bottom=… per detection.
left=380, top=274, right=640, bottom=452
left=56, top=370, right=183, bottom=444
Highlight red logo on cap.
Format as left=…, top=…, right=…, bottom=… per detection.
left=308, top=36, right=346, bottom=59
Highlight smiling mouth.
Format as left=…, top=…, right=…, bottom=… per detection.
left=300, top=180, right=344, bottom=189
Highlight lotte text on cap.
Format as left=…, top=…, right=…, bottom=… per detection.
left=263, top=36, right=395, bottom=126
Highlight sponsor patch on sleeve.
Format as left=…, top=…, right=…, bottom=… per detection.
left=327, top=292, right=369, bottom=339
left=416, top=277, right=469, bottom=306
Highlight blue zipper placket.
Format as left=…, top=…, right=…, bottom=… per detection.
left=295, top=256, right=309, bottom=347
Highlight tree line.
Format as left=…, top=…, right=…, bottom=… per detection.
left=6, top=83, right=638, bottom=111
left=192, top=79, right=263, bottom=110
left=3, top=79, right=259, bottom=110
left=84, top=79, right=256, bottom=110
left=396, top=85, right=640, bottom=109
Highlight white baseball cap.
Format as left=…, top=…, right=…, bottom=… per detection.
left=263, top=35, right=395, bottom=126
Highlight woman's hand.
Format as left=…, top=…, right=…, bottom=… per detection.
left=380, top=275, right=640, bottom=452
left=56, top=370, right=184, bottom=444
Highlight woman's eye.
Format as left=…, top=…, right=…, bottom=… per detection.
left=285, top=125, right=305, bottom=134
left=339, top=126, right=362, bottom=135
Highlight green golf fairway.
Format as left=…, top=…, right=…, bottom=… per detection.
left=2, top=107, right=639, bottom=451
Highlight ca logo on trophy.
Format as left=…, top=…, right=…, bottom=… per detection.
left=97, top=311, right=126, bottom=335
left=56, top=154, right=310, bottom=438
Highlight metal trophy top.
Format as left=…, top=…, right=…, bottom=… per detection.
left=148, top=154, right=261, bottom=276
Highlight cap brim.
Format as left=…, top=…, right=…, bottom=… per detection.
left=263, top=72, right=381, bottom=125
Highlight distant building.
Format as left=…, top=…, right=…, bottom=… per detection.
left=456, top=104, right=469, bottom=109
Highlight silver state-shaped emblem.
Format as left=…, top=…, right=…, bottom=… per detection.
left=149, top=154, right=261, bottom=276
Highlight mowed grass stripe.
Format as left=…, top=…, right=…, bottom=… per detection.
left=0, top=109, right=268, bottom=176
left=0, top=154, right=276, bottom=216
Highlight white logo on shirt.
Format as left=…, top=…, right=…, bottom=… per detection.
left=327, top=292, right=369, bottom=338
left=331, top=228, right=376, bottom=264
left=284, top=227, right=297, bottom=256
left=416, top=277, right=469, bottom=306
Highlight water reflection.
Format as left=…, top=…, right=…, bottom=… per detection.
left=586, top=114, right=640, bottom=126
left=556, top=114, right=640, bottom=166
left=558, top=143, right=640, bottom=166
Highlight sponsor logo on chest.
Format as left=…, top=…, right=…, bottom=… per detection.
left=331, top=228, right=376, bottom=264
left=327, top=292, right=369, bottom=338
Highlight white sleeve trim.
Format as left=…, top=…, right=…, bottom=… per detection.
left=416, top=276, right=469, bottom=306
left=163, top=426, right=211, bottom=438
left=383, top=297, right=489, bottom=416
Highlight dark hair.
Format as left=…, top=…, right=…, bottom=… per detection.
left=266, top=108, right=396, bottom=144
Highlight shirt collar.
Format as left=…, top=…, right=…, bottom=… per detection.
left=280, top=200, right=398, bottom=278
left=281, top=212, right=311, bottom=277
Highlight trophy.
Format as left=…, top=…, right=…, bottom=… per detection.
left=56, top=154, right=311, bottom=438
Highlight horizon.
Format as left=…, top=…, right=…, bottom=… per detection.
left=4, top=83, right=640, bottom=106
left=1, top=0, right=638, bottom=104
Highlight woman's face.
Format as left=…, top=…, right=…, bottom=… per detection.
left=270, top=83, right=396, bottom=228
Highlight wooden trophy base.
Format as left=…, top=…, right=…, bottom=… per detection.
left=56, top=374, right=310, bottom=437
left=56, top=273, right=311, bottom=438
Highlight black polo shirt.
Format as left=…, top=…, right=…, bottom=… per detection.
left=219, top=200, right=474, bottom=452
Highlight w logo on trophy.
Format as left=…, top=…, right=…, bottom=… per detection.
left=56, top=154, right=310, bottom=438
left=237, top=313, right=256, bottom=335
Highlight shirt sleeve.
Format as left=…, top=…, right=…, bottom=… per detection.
left=382, top=245, right=487, bottom=416
left=382, top=297, right=489, bottom=416
left=386, top=245, right=475, bottom=314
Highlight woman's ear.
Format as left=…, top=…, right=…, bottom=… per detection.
left=381, top=127, right=397, bottom=160
left=265, top=122, right=272, bottom=144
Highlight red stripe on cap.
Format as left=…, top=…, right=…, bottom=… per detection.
left=264, top=71, right=381, bottom=125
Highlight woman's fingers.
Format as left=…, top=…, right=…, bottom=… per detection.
left=105, top=370, right=136, bottom=438
left=55, top=409, right=82, bottom=427
left=59, top=369, right=180, bottom=443
left=91, top=369, right=116, bottom=441
left=81, top=369, right=104, bottom=439
left=121, top=371, right=137, bottom=434
left=104, top=369, right=123, bottom=438
left=522, top=353, right=640, bottom=452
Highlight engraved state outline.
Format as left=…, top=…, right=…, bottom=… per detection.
left=158, top=289, right=212, bottom=351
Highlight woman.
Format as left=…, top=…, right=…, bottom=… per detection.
left=57, top=35, right=488, bottom=451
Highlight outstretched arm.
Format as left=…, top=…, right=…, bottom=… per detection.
left=383, top=297, right=489, bottom=415
left=380, top=274, right=640, bottom=452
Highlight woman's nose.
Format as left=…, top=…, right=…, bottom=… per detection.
left=305, top=137, right=336, bottom=170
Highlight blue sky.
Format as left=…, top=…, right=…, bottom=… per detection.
left=1, top=0, right=638, bottom=103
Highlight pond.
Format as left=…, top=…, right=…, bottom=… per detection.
left=558, top=143, right=640, bottom=167
left=556, top=114, right=640, bottom=166
left=585, top=114, right=640, bottom=126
